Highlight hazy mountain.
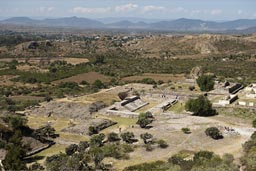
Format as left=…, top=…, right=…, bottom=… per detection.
left=1, top=17, right=256, bottom=32
left=219, top=19, right=256, bottom=30
left=106, top=20, right=149, bottom=29
left=97, top=17, right=162, bottom=24
left=2, top=17, right=39, bottom=25
left=1, top=16, right=104, bottom=28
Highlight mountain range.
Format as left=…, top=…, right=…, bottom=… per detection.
left=1, top=16, right=256, bottom=32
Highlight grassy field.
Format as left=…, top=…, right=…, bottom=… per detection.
left=96, top=115, right=137, bottom=134
left=77, top=91, right=119, bottom=106
left=167, top=102, right=186, bottom=113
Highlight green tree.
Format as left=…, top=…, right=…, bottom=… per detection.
left=137, top=112, right=154, bottom=128
left=2, top=130, right=28, bottom=171
left=157, top=139, right=168, bottom=148
left=90, top=133, right=105, bottom=147
left=89, top=147, right=105, bottom=169
left=196, top=75, right=215, bottom=91
left=205, top=127, right=223, bottom=140
left=185, top=95, right=216, bottom=116
left=92, top=80, right=105, bottom=89
left=252, top=119, right=256, bottom=128
left=107, top=132, right=121, bottom=142
left=78, top=141, right=89, bottom=153
left=118, top=92, right=128, bottom=100
left=65, top=144, right=78, bottom=156
left=121, top=132, right=136, bottom=144
left=140, top=133, right=153, bottom=144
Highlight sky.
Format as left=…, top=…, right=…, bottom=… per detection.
left=0, top=0, right=256, bottom=21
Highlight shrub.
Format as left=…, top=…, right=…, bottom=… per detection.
left=65, top=144, right=78, bottom=156
left=250, top=131, right=256, bottom=140
left=136, top=112, right=154, bottom=128
left=107, top=132, right=121, bottom=142
left=181, top=128, right=191, bottom=134
left=78, top=141, right=89, bottom=152
left=88, top=126, right=99, bottom=135
left=205, top=127, right=223, bottom=140
left=140, top=133, right=153, bottom=144
left=188, top=86, right=195, bottom=91
left=80, top=80, right=89, bottom=85
left=139, top=78, right=156, bottom=85
left=193, top=151, right=214, bottom=162
left=90, top=133, right=105, bottom=147
left=44, top=96, right=53, bottom=102
left=0, top=140, right=5, bottom=149
left=252, top=119, right=256, bottom=128
left=121, top=132, right=136, bottom=144
left=59, top=82, right=79, bottom=89
left=157, top=139, right=168, bottom=148
left=144, top=144, right=154, bottom=152
left=118, top=92, right=128, bottom=100
left=92, top=80, right=105, bottom=89
left=122, top=144, right=134, bottom=153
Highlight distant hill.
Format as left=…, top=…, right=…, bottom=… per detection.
left=1, top=16, right=104, bottom=29
left=1, top=17, right=256, bottom=32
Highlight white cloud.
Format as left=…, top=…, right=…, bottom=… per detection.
left=191, top=10, right=201, bottom=15
left=71, top=3, right=139, bottom=14
left=38, top=7, right=55, bottom=13
left=115, top=3, right=139, bottom=12
left=237, top=10, right=243, bottom=15
left=142, top=5, right=165, bottom=13
left=211, top=9, right=222, bottom=15
left=71, top=7, right=111, bottom=14
left=170, top=7, right=187, bottom=13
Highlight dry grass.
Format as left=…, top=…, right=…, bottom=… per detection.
left=0, top=57, right=89, bottom=65
left=59, top=57, right=89, bottom=65
left=16, top=64, right=48, bottom=73
left=76, top=91, right=119, bottom=106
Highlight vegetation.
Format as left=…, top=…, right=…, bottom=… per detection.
left=196, top=75, right=215, bottom=91
left=1, top=115, right=29, bottom=170
left=157, top=139, right=168, bottom=148
left=121, top=132, right=137, bottom=144
left=45, top=133, right=134, bottom=171
left=241, top=131, right=256, bottom=171
left=205, top=127, right=223, bottom=140
left=136, top=112, right=154, bottom=128
left=140, top=133, right=153, bottom=144
left=107, top=132, right=121, bottom=142
left=181, top=127, right=191, bottom=134
left=252, top=119, right=256, bottom=128
left=118, top=91, right=128, bottom=100
left=185, top=95, right=216, bottom=116
left=125, top=150, right=238, bottom=171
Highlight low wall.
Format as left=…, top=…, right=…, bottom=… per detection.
left=105, top=110, right=139, bottom=118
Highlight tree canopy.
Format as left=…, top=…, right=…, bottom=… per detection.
left=185, top=95, right=216, bottom=116
left=196, top=75, right=215, bottom=92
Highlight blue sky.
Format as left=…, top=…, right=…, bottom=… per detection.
left=0, top=0, right=255, bottom=20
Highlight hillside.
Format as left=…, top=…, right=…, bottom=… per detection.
left=2, top=17, right=256, bottom=32
left=1, top=33, right=256, bottom=59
